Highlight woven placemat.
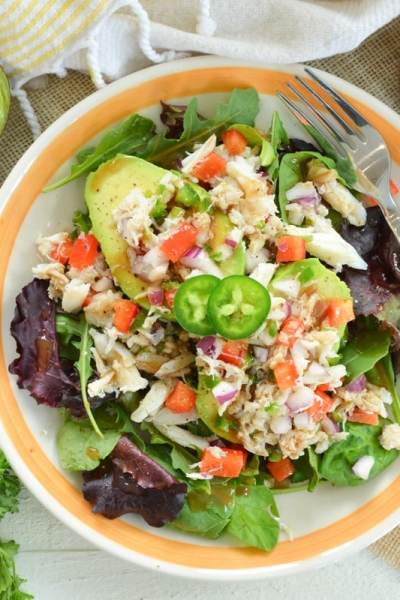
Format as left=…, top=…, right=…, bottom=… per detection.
left=1, top=14, right=400, bottom=569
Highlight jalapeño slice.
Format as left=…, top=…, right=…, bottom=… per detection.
left=174, top=274, right=219, bottom=336
left=208, top=275, right=271, bottom=340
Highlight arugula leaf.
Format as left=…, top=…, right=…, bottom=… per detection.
left=340, top=316, right=392, bottom=383
left=0, top=451, right=33, bottom=599
left=291, top=447, right=321, bottom=492
left=56, top=313, right=102, bottom=438
left=320, top=419, right=399, bottom=486
left=226, top=485, right=280, bottom=551
left=43, top=113, right=156, bottom=192
left=267, top=110, right=290, bottom=182
left=138, top=88, right=260, bottom=168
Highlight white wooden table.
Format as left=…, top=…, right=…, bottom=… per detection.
left=0, top=486, right=398, bottom=599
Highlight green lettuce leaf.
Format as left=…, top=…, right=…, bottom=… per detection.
left=340, top=316, right=392, bottom=383
left=43, top=113, right=156, bottom=191
left=226, top=485, right=280, bottom=551
left=138, top=88, right=260, bottom=168
left=320, top=419, right=398, bottom=486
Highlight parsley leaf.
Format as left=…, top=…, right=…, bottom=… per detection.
left=0, top=452, right=20, bottom=521
left=0, top=450, right=33, bottom=599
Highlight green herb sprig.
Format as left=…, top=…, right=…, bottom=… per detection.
left=0, top=450, right=33, bottom=599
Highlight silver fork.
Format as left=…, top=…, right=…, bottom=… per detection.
left=276, top=67, right=400, bottom=243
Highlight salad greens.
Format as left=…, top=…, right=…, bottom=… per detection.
left=8, top=87, right=400, bottom=553
left=0, top=450, right=33, bottom=600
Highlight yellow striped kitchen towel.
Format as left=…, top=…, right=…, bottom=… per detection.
left=0, top=0, right=204, bottom=137
left=1, top=1, right=399, bottom=140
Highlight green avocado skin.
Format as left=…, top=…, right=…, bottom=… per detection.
left=84, top=155, right=168, bottom=308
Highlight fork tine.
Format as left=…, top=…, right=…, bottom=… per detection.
left=293, top=76, right=361, bottom=146
left=276, top=89, right=348, bottom=159
left=303, top=67, right=369, bottom=137
left=285, top=81, right=352, bottom=148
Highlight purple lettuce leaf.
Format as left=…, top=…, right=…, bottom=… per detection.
left=340, top=207, right=400, bottom=316
left=82, top=435, right=187, bottom=527
left=8, top=278, right=108, bottom=418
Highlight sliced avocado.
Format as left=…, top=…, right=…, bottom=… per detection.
left=269, top=257, right=352, bottom=342
left=85, top=155, right=168, bottom=308
left=270, top=258, right=351, bottom=301
left=196, top=392, right=240, bottom=443
left=210, top=210, right=246, bottom=276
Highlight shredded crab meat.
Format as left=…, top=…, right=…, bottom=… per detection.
left=29, top=125, right=399, bottom=486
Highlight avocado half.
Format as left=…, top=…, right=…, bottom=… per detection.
left=85, top=155, right=168, bottom=308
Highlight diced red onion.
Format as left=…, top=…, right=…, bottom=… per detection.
left=209, top=438, right=225, bottom=447
left=282, top=300, right=292, bottom=320
left=225, top=238, right=238, bottom=248
left=147, top=323, right=165, bottom=346
left=278, top=239, right=288, bottom=252
left=297, top=196, right=320, bottom=208
left=148, top=289, right=163, bottom=306
left=322, top=415, right=340, bottom=436
left=302, top=362, right=330, bottom=385
left=131, top=244, right=169, bottom=282
left=346, top=373, right=367, bottom=393
left=351, top=455, right=374, bottom=480
left=180, top=250, right=223, bottom=278
left=183, top=245, right=203, bottom=258
left=196, top=336, right=216, bottom=356
left=286, top=387, right=315, bottom=413
left=270, top=415, right=292, bottom=434
left=213, top=381, right=238, bottom=405
left=253, top=345, right=269, bottom=363
left=286, top=183, right=320, bottom=208
left=293, top=411, right=312, bottom=429
left=127, top=247, right=137, bottom=269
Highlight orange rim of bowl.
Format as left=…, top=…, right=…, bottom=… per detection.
left=0, top=65, right=399, bottom=571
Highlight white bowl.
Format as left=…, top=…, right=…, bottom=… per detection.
left=1, top=56, right=399, bottom=580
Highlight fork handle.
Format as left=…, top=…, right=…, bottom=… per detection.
left=375, top=183, right=400, bottom=245
left=382, top=205, right=400, bottom=245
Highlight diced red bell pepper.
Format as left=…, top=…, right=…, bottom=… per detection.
left=326, top=299, right=355, bottom=327
left=165, top=381, right=197, bottom=413
left=200, top=446, right=247, bottom=478
left=273, top=359, right=299, bottom=390
left=160, top=221, right=199, bottom=263
left=218, top=341, right=249, bottom=367
left=113, top=298, right=139, bottom=333
left=69, top=234, right=99, bottom=270
left=191, top=151, right=227, bottom=182
left=266, top=456, right=295, bottom=482
left=50, top=238, right=75, bottom=264
left=221, top=128, right=248, bottom=155
left=276, top=236, right=306, bottom=263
